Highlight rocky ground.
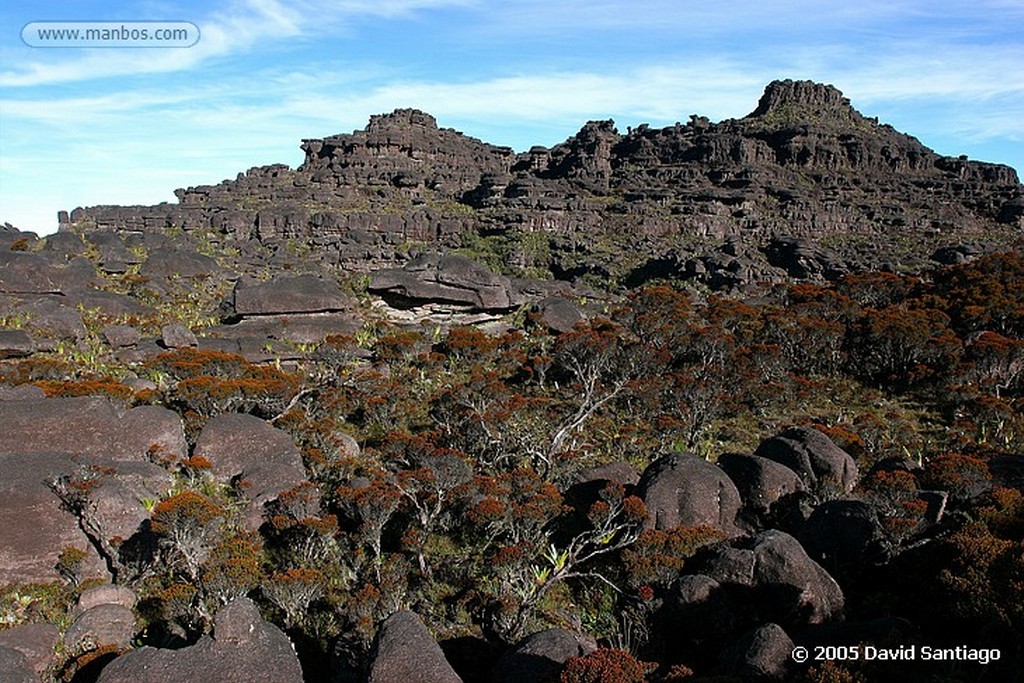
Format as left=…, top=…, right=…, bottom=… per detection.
left=1, top=80, right=1023, bottom=682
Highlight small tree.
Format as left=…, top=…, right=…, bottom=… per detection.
left=151, top=491, right=225, bottom=582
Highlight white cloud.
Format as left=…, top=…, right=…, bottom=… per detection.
left=0, top=0, right=471, bottom=87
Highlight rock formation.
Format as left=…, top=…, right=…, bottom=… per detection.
left=60, top=80, right=1022, bottom=290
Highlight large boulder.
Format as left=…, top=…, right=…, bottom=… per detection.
left=370, top=253, right=514, bottom=311
left=689, top=530, right=845, bottom=628
left=491, top=628, right=595, bottom=683
left=96, top=598, right=302, bottom=683
left=636, top=452, right=743, bottom=535
left=717, top=453, right=805, bottom=518
left=0, top=451, right=108, bottom=584
left=193, top=414, right=308, bottom=529
left=230, top=274, right=352, bottom=317
left=754, top=427, right=858, bottom=496
left=63, top=603, right=137, bottom=653
left=0, top=398, right=184, bottom=584
left=368, top=611, right=462, bottom=683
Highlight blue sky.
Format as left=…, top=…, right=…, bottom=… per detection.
left=1, top=0, right=1022, bottom=235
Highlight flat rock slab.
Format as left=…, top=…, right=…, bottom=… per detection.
left=0, top=397, right=186, bottom=462
left=231, top=274, right=352, bottom=316
left=0, top=452, right=107, bottom=584
left=0, top=623, right=60, bottom=677
left=370, top=253, right=513, bottom=311
left=0, top=329, right=34, bottom=358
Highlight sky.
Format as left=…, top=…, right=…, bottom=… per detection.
left=1, top=1, right=1022, bottom=235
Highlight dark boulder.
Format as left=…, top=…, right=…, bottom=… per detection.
left=799, top=499, right=888, bottom=569
left=367, top=611, right=462, bottom=683
left=531, top=296, right=586, bottom=333
left=754, top=427, right=858, bottom=497
left=96, top=597, right=302, bottom=683
left=491, top=628, right=594, bottom=683
left=0, top=329, right=34, bottom=358
left=11, top=297, right=88, bottom=340
left=666, top=574, right=738, bottom=641
left=636, top=452, right=743, bottom=535
left=764, top=236, right=847, bottom=280
left=719, top=623, right=794, bottom=681
left=159, top=323, right=198, bottom=349
left=717, top=452, right=805, bottom=521
left=686, top=530, right=844, bottom=629
left=103, top=324, right=142, bottom=348
left=0, top=252, right=62, bottom=294
left=140, top=246, right=219, bottom=279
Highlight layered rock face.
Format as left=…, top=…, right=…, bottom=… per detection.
left=64, top=80, right=1023, bottom=287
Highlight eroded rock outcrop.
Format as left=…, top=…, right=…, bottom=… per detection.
left=62, top=80, right=1022, bottom=290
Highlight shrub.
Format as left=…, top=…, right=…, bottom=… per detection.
left=561, top=648, right=651, bottom=683
left=151, top=491, right=226, bottom=581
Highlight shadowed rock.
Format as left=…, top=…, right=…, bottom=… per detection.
left=368, top=611, right=462, bottom=683
left=754, top=427, right=858, bottom=496
left=491, top=629, right=595, bottom=683
left=717, top=452, right=806, bottom=527
left=719, top=623, right=794, bottom=681
left=685, top=530, right=844, bottom=629
left=800, top=499, right=888, bottom=569
left=96, top=598, right=302, bottom=683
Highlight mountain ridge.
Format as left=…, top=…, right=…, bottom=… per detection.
left=62, top=79, right=1023, bottom=290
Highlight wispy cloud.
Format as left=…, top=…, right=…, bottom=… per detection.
left=0, top=0, right=470, bottom=87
